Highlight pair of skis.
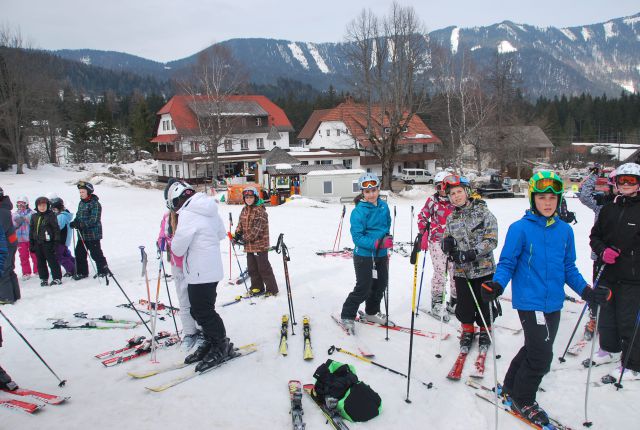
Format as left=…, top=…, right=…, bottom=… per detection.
left=447, top=343, right=488, bottom=380
left=96, top=331, right=179, bottom=367
left=355, top=310, right=450, bottom=340
left=280, top=315, right=313, bottom=360
left=0, top=388, right=69, bottom=414
left=331, top=315, right=374, bottom=358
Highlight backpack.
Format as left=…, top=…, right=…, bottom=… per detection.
left=313, top=359, right=382, bottom=422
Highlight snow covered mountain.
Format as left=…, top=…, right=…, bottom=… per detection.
left=52, top=13, right=640, bottom=98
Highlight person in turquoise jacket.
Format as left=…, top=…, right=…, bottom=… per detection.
left=340, top=173, right=392, bottom=333
left=481, top=171, right=611, bottom=428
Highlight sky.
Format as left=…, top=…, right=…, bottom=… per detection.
left=2, top=0, right=638, bottom=63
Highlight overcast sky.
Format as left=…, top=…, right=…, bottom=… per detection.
left=2, top=0, right=638, bottom=63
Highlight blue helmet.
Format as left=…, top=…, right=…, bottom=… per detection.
left=358, top=172, right=380, bottom=190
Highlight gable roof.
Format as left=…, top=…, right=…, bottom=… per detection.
left=475, top=126, right=553, bottom=148
left=297, top=109, right=331, bottom=140
left=263, top=147, right=301, bottom=166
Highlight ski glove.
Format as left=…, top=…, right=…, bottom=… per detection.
left=581, top=285, right=612, bottom=305
left=601, top=247, right=620, bottom=265
left=441, top=236, right=457, bottom=255
left=374, top=235, right=393, bottom=250
left=451, top=249, right=477, bottom=264
left=69, top=220, right=79, bottom=229
left=481, top=281, right=503, bottom=303
left=420, top=233, right=430, bottom=251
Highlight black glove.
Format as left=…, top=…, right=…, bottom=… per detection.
left=234, top=231, right=245, bottom=245
left=441, top=236, right=457, bottom=255
left=581, top=285, right=612, bottom=305
left=69, top=220, right=78, bottom=229
left=481, top=281, right=503, bottom=303
left=452, top=249, right=477, bottom=264
left=588, top=166, right=600, bottom=176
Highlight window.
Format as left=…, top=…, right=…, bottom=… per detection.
left=318, top=130, right=321, bottom=136
left=337, top=129, right=341, bottom=137
left=171, top=120, right=176, bottom=130
left=168, top=165, right=173, bottom=177
left=407, top=145, right=413, bottom=153
left=343, top=159, right=352, bottom=169
left=256, top=138, right=264, bottom=149
left=352, top=181, right=359, bottom=193
left=190, top=142, right=200, bottom=152
left=320, top=160, right=332, bottom=165
left=240, top=139, right=249, bottom=150
left=256, top=117, right=262, bottom=127
left=402, top=126, right=408, bottom=132
left=398, top=165, right=402, bottom=173
left=175, top=165, right=180, bottom=177
left=323, top=181, right=333, bottom=194
left=326, top=129, right=330, bottom=137
left=162, top=121, right=166, bottom=131
left=162, top=164, right=166, bottom=176
left=225, top=140, right=233, bottom=152
left=301, top=161, right=308, bottom=165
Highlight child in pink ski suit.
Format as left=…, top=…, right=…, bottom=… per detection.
left=12, top=197, right=37, bottom=279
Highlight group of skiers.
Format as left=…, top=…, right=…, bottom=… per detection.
left=339, top=164, right=639, bottom=428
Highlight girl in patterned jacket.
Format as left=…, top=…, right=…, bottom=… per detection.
left=12, top=196, right=37, bottom=280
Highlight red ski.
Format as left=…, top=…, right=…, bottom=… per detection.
left=101, top=335, right=179, bottom=367
left=355, top=312, right=450, bottom=340
left=0, top=388, right=69, bottom=405
left=0, top=398, right=44, bottom=414
left=95, top=335, right=147, bottom=359
left=470, top=350, right=487, bottom=379
left=447, top=350, right=470, bottom=380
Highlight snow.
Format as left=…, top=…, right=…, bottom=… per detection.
left=470, top=45, right=481, bottom=51
left=603, top=22, right=617, bottom=40
left=274, top=163, right=292, bottom=170
left=288, top=42, right=309, bottom=70
left=1, top=164, right=638, bottom=429
left=497, top=40, right=517, bottom=54
left=277, top=44, right=292, bottom=64
left=559, top=28, right=577, bottom=41
left=305, top=43, right=330, bottom=74
left=450, top=27, right=460, bottom=55
left=581, top=27, right=592, bottom=41
left=613, top=79, right=636, bottom=93
left=623, top=16, right=640, bottom=26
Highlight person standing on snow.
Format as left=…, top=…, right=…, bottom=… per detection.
left=12, top=196, right=38, bottom=280
left=230, top=187, right=278, bottom=297
left=417, top=171, right=456, bottom=318
left=169, top=181, right=235, bottom=371
left=0, top=188, right=20, bottom=303
left=340, top=173, right=392, bottom=333
left=441, top=175, right=498, bottom=356
left=157, top=179, right=202, bottom=351
left=50, top=198, right=76, bottom=277
left=29, top=197, right=63, bottom=287
left=481, top=171, right=610, bottom=427
left=69, top=181, right=109, bottom=280
left=589, top=162, right=640, bottom=380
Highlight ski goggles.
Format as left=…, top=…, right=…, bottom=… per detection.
left=532, top=178, right=563, bottom=194
left=242, top=190, right=257, bottom=197
left=616, top=175, right=639, bottom=186
left=361, top=179, right=379, bottom=189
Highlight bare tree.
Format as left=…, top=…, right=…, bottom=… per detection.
left=344, top=3, right=431, bottom=189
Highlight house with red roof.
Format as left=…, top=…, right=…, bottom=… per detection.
left=151, top=94, right=294, bottom=182
left=296, top=98, right=442, bottom=175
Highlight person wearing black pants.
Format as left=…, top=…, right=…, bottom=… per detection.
left=29, top=197, right=62, bottom=286
left=454, top=274, right=493, bottom=328
left=187, top=282, right=226, bottom=345
left=342, top=256, right=389, bottom=319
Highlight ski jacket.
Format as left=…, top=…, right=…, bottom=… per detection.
left=0, top=197, right=17, bottom=247
left=29, top=210, right=61, bottom=245
left=171, top=193, right=226, bottom=284
left=493, top=211, right=588, bottom=313
left=55, top=209, right=74, bottom=247
left=236, top=203, right=270, bottom=253
left=12, top=208, right=35, bottom=243
left=157, top=211, right=183, bottom=268
left=74, top=194, right=102, bottom=241
left=443, top=199, right=498, bottom=279
left=350, top=197, right=392, bottom=258
left=590, top=194, right=640, bottom=286
left=417, top=192, right=454, bottom=243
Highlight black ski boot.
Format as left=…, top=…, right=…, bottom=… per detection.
left=478, top=328, right=491, bottom=351
left=0, top=367, right=18, bottom=391
left=446, top=297, right=457, bottom=315
left=510, top=399, right=550, bottom=427
left=195, top=338, right=235, bottom=372
left=460, top=324, right=475, bottom=352
left=72, top=273, right=88, bottom=281
left=184, top=337, right=212, bottom=364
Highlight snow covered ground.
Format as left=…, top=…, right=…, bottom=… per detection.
left=0, top=164, right=638, bottom=429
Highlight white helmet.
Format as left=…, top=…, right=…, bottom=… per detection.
left=616, top=163, right=640, bottom=177
left=16, top=196, right=28, bottom=205
left=46, top=192, right=59, bottom=201
left=167, top=181, right=195, bottom=210
left=434, top=171, right=450, bottom=184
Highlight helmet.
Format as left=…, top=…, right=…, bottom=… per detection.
left=35, top=196, right=50, bottom=211
left=615, top=163, right=640, bottom=177
left=167, top=181, right=195, bottom=211
left=528, top=171, right=564, bottom=214
left=163, top=178, right=178, bottom=201
left=51, top=198, right=64, bottom=211
left=607, top=169, right=617, bottom=186
left=442, top=174, right=468, bottom=192
left=358, top=172, right=380, bottom=190
left=77, top=181, right=94, bottom=194
left=46, top=192, right=59, bottom=201
left=242, top=187, right=259, bottom=204
left=434, top=171, right=449, bottom=184
left=16, top=196, right=28, bottom=205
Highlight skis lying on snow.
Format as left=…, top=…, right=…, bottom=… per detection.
left=280, top=314, right=289, bottom=356
left=303, top=384, right=349, bottom=430
left=95, top=335, right=150, bottom=359
left=289, top=380, right=306, bottom=430
left=100, top=332, right=179, bottom=367
left=331, top=314, right=374, bottom=358
left=0, top=398, right=44, bottom=414
left=315, top=248, right=353, bottom=258
left=355, top=311, right=450, bottom=340
left=303, top=316, right=313, bottom=360
left=48, top=319, right=137, bottom=330
left=0, top=388, right=69, bottom=405
left=221, top=289, right=268, bottom=306
left=145, top=344, right=258, bottom=392
left=228, top=269, right=249, bottom=286
left=567, top=338, right=589, bottom=356
left=47, top=313, right=141, bottom=325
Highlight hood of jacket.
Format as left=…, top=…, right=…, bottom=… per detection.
left=178, top=193, right=219, bottom=218
left=0, top=196, right=13, bottom=211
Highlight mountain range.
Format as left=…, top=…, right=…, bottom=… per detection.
left=52, top=13, right=640, bottom=98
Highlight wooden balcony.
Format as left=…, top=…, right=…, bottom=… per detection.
left=154, top=151, right=183, bottom=161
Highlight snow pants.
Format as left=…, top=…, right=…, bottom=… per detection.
left=504, top=310, right=560, bottom=405
left=429, top=241, right=455, bottom=302
left=0, top=245, right=20, bottom=302
left=341, top=255, right=388, bottom=320
left=454, top=275, right=493, bottom=327
left=17, top=242, right=37, bottom=276
left=0, top=365, right=14, bottom=388
left=188, top=282, right=226, bottom=344
left=55, top=244, right=75, bottom=275
left=75, top=238, right=108, bottom=276
left=171, top=266, right=198, bottom=336
left=34, top=242, right=62, bottom=281
left=246, top=251, right=278, bottom=295
left=598, top=281, right=640, bottom=372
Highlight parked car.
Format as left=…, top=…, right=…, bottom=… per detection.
left=400, top=168, right=434, bottom=184
left=569, top=172, right=584, bottom=182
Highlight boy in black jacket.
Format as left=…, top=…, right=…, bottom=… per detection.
left=29, top=197, right=62, bottom=286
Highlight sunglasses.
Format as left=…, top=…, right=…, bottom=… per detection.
left=361, top=180, right=379, bottom=189
left=616, top=175, right=639, bottom=186
left=532, top=178, right=563, bottom=194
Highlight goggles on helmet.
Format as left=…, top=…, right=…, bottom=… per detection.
left=616, top=175, right=639, bottom=186
left=242, top=190, right=257, bottom=197
left=531, top=177, right=563, bottom=194
left=361, top=179, right=379, bottom=189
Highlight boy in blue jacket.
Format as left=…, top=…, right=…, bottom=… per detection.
left=481, top=171, right=611, bottom=427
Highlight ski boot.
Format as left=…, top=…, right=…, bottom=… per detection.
left=50, top=279, right=62, bottom=286
left=0, top=369, right=18, bottom=391
left=582, top=349, right=620, bottom=368
left=72, top=273, right=88, bottom=281
left=460, top=324, right=475, bottom=353
left=478, top=327, right=491, bottom=351
left=341, top=318, right=355, bottom=334
left=195, top=338, right=235, bottom=372
left=180, top=330, right=202, bottom=352
left=184, top=336, right=212, bottom=364
left=446, top=297, right=457, bottom=315
left=40, top=279, right=49, bottom=287
left=584, top=315, right=596, bottom=341
left=361, top=312, right=389, bottom=325
left=510, top=399, right=550, bottom=427
left=430, top=301, right=450, bottom=322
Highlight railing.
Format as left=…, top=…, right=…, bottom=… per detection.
left=154, top=151, right=183, bottom=161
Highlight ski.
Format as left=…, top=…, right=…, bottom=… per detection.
left=315, top=248, right=353, bottom=258
left=418, top=307, right=451, bottom=323
left=302, top=384, right=350, bottom=430
left=280, top=314, right=289, bottom=356
left=355, top=312, right=449, bottom=340
left=469, top=348, right=488, bottom=379
left=228, top=269, right=249, bottom=286
left=95, top=333, right=166, bottom=359
left=331, top=314, right=374, bottom=358
left=137, top=298, right=179, bottom=313
left=0, top=388, right=69, bottom=405
left=447, top=349, right=470, bottom=380
left=0, top=398, right=44, bottom=414
left=303, top=316, right=313, bottom=360
left=101, top=335, right=179, bottom=367
left=222, top=289, right=265, bottom=307
left=566, top=338, right=588, bottom=356
left=72, top=312, right=142, bottom=325
left=145, top=344, right=258, bottom=392
left=49, top=319, right=137, bottom=330
left=289, top=380, right=306, bottom=430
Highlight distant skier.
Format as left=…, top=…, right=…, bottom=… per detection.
left=12, top=196, right=38, bottom=280
left=340, top=173, right=392, bottom=333
left=29, top=197, right=63, bottom=286
left=482, top=171, right=609, bottom=427
left=50, top=198, right=76, bottom=277
left=417, top=171, right=456, bottom=317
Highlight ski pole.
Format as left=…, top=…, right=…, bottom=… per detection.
left=230, top=240, right=255, bottom=306
left=108, top=270, right=153, bottom=335
left=159, top=258, right=180, bottom=340
left=279, top=234, right=297, bottom=332
left=583, top=304, right=601, bottom=427
left=415, top=249, right=428, bottom=316
left=150, top=258, right=163, bottom=362
left=405, top=233, right=422, bottom=403
left=228, top=213, right=232, bottom=280
left=436, top=267, right=449, bottom=359
left=558, top=264, right=606, bottom=363
left=392, top=206, right=396, bottom=239
left=0, top=308, right=67, bottom=387
left=615, top=307, right=640, bottom=390
left=410, top=206, right=414, bottom=243
left=72, top=229, right=78, bottom=276
left=333, top=205, right=346, bottom=252
left=489, top=303, right=499, bottom=430
left=139, top=246, right=151, bottom=309
left=77, top=230, right=100, bottom=284
left=328, top=345, right=433, bottom=389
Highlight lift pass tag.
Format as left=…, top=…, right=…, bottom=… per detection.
left=535, top=311, right=545, bottom=325
left=372, top=269, right=378, bottom=279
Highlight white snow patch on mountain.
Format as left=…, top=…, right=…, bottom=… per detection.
left=604, top=22, right=617, bottom=39
left=450, top=27, right=460, bottom=54
left=288, top=42, right=309, bottom=69
left=497, top=40, right=517, bottom=54
left=614, top=79, right=635, bottom=93
left=581, top=27, right=592, bottom=41
left=276, top=44, right=292, bottom=64
left=497, top=23, right=517, bottom=38
left=305, top=43, right=329, bottom=74
left=623, top=16, right=640, bottom=26
left=80, top=56, right=91, bottom=65
left=559, top=28, right=577, bottom=41
left=514, top=23, right=527, bottom=32
left=470, top=45, right=481, bottom=51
